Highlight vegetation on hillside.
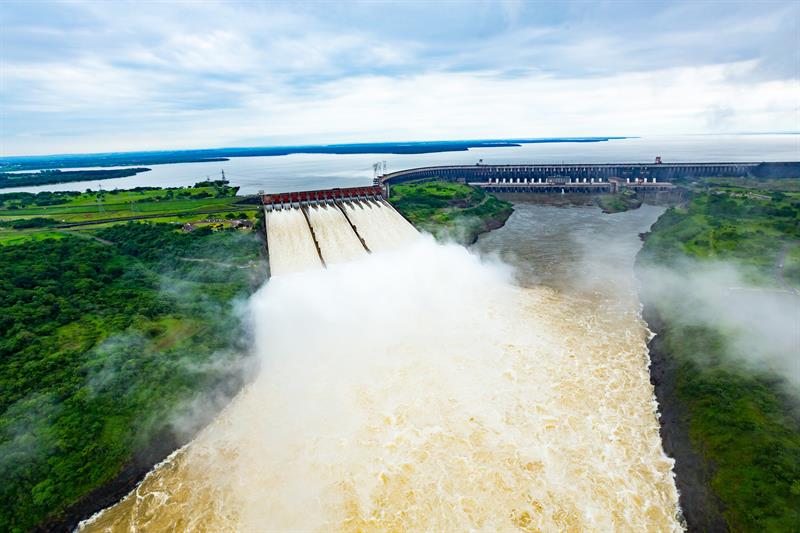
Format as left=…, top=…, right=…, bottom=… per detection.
left=0, top=179, right=267, bottom=532
left=642, top=189, right=799, bottom=280
left=638, top=183, right=800, bottom=531
left=389, top=180, right=513, bottom=244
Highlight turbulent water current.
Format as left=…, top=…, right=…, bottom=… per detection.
left=79, top=202, right=681, bottom=532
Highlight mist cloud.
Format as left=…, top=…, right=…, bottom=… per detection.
left=2, top=1, right=798, bottom=154
left=641, top=259, right=800, bottom=390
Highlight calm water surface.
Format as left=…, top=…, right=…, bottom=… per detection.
left=4, top=134, right=798, bottom=195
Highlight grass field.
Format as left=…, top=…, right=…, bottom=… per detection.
left=704, top=176, right=800, bottom=192
left=0, top=183, right=260, bottom=243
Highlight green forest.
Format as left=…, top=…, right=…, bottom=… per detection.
left=638, top=183, right=800, bottom=531
left=0, top=222, right=266, bottom=531
left=389, top=180, right=513, bottom=244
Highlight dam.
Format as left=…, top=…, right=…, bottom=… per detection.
left=378, top=160, right=800, bottom=194
left=262, top=185, right=419, bottom=275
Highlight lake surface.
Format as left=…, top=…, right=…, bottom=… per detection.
left=4, top=134, right=798, bottom=195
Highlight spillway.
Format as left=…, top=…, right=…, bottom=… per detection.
left=264, top=208, right=322, bottom=276
left=342, top=200, right=419, bottom=252
left=305, top=204, right=367, bottom=265
left=264, top=186, right=420, bottom=273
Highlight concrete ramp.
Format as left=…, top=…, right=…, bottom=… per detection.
left=342, top=200, right=419, bottom=252
left=263, top=186, right=420, bottom=277
left=305, top=204, right=367, bottom=265
left=265, top=208, right=323, bottom=276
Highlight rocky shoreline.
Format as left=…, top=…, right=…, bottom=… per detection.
left=35, top=429, right=185, bottom=533
left=37, top=370, right=250, bottom=532
left=639, top=286, right=729, bottom=531
left=463, top=206, right=513, bottom=245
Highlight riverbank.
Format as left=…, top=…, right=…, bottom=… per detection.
left=635, top=179, right=800, bottom=531
left=643, top=304, right=729, bottom=532
left=36, top=366, right=252, bottom=533
left=389, top=181, right=513, bottom=245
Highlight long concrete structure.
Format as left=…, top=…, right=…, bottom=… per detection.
left=260, top=185, right=419, bottom=276
left=378, top=161, right=800, bottom=194
left=263, top=185, right=384, bottom=210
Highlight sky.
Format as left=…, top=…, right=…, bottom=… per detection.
left=1, top=0, right=798, bottom=156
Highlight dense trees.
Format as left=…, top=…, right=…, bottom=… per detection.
left=0, top=223, right=265, bottom=531
left=638, top=189, right=800, bottom=531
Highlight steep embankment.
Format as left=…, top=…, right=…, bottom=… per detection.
left=636, top=185, right=800, bottom=532
left=389, top=181, right=513, bottom=244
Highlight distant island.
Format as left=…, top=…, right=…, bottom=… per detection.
left=0, top=168, right=152, bottom=189
left=0, top=137, right=628, bottom=172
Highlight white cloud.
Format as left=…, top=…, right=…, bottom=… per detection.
left=0, top=0, right=798, bottom=155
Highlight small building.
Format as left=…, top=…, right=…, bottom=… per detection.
left=231, top=219, right=254, bottom=229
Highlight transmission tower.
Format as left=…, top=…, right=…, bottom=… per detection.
left=97, top=184, right=105, bottom=213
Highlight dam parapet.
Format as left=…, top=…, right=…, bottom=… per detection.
left=263, top=185, right=384, bottom=210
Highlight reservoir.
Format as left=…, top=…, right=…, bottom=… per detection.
left=4, top=134, right=799, bottom=195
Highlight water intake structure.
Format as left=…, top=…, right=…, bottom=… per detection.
left=80, top=187, right=682, bottom=532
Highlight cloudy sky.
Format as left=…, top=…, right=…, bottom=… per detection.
left=1, top=0, right=798, bottom=156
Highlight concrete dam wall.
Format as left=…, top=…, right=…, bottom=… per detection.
left=379, top=161, right=800, bottom=193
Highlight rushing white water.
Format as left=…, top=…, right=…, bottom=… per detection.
left=343, top=200, right=420, bottom=252
left=305, top=204, right=367, bottom=265
left=264, top=208, right=322, bottom=276
left=80, top=205, right=682, bottom=532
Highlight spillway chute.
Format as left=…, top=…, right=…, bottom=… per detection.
left=304, top=204, right=367, bottom=265
left=262, top=186, right=419, bottom=274
left=264, top=207, right=324, bottom=277
left=341, top=199, right=419, bottom=253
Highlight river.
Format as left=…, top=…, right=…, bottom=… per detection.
left=79, top=201, right=682, bottom=532
left=5, top=133, right=799, bottom=195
